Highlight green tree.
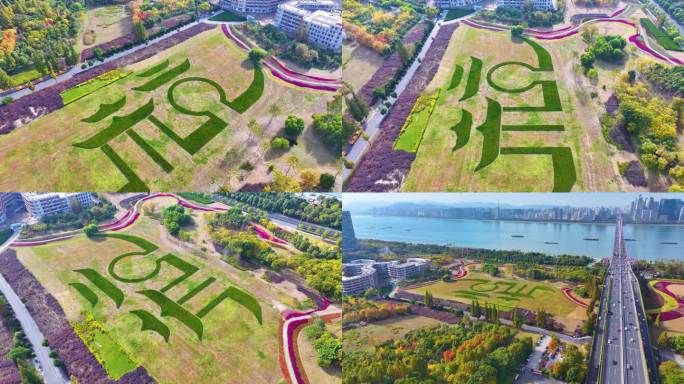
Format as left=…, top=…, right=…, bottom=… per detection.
left=284, top=115, right=305, bottom=138
left=133, top=21, right=147, bottom=41
left=319, top=173, right=335, bottom=191
left=0, top=68, right=11, bottom=90
left=511, top=25, right=525, bottom=38
left=83, top=223, right=98, bottom=237
left=248, top=48, right=267, bottom=63
left=271, top=137, right=290, bottom=151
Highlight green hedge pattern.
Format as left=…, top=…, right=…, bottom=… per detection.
left=501, top=146, right=576, bottom=192
left=196, top=286, right=262, bottom=325
left=502, top=124, right=564, bottom=131
left=475, top=98, right=502, bottom=171
left=178, top=277, right=217, bottom=305
left=503, top=81, right=562, bottom=112
left=139, top=289, right=204, bottom=340
left=127, top=129, right=174, bottom=173
left=69, top=282, right=99, bottom=307
left=133, top=59, right=191, bottom=92
left=460, top=56, right=482, bottom=101
left=448, top=64, right=464, bottom=90
left=82, top=96, right=127, bottom=123
left=130, top=309, right=171, bottom=342
left=450, top=109, right=472, bottom=151
left=73, top=99, right=154, bottom=149
left=74, top=268, right=125, bottom=308
left=100, top=144, right=150, bottom=192
left=137, top=60, right=171, bottom=77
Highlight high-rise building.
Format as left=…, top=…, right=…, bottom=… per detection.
left=0, top=193, right=22, bottom=225
left=342, top=211, right=358, bottom=253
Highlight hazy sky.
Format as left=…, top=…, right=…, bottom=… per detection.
left=343, top=193, right=684, bottom=208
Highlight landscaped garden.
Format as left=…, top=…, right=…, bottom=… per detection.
left=11, top=213, right=284, bottom=384
left=406, top=270, right=586, bottom=330
left=0, top=26, right=338, bottom=192
left=397, top=25, right=618, bottom=192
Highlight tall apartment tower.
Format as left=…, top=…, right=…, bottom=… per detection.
left=342, top=210, right=359, bottom=253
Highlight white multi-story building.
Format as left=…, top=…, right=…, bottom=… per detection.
left=497, top=0, right=556, bottom=11
left=0, top=193, right=24, bottom=225
left=219, top=0, right=284, bottom=14
left=342, top=259, right=379, bottom=295
left=342, top=258, right=431, bottom=295
left=434, top=0, right=481, bottom=9
left=21, top=193, right=95, bottom=219
left=388, top=258, right=431, bottom=280
left=275, top=1, right=342, bottom=51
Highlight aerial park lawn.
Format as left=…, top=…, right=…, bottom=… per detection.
left=408, top=271, right=586, bottom=328
left=13, top=215, right=283, bottom=384
left=0, top=26, right=337, bottom=192
left=400, top=22, right=622, bottom=192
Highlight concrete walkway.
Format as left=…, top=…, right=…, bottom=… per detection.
left=0, top=229, right=71, bottom=384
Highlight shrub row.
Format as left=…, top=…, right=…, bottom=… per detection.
left=133, top=59, right=190, bottom=92
left=100, top=144, right=150, bottom=192
left=448, top=64, right=464, bottom=90
left=73, top=268, right=125, bottom=308
left=393, top=89, right=440, bottom=152
left=130, top=310, right=170, bottom=342
left=69, top=283, right=99, bottom=307
left=137, top=60, right=170, bottom=78
left=74, top=99, right=154, bottom=149
left=60, top=69, right=131, bottom=105
left=474, top=98, right=502, bottom=171
left=177, top=192, right=214, bottom=204
left=196, top=286, right=263, bottom=325
left=139, top=289, right=204, bottom=340
left=148, top=114, right=226, bottom=155
left=177, top=277, right=217, bottom=305
left=450, top=109, right=472, bottom=151
left=127, top=129, right=174, bottom=173
left=81, top=96, right=127, bottom=123
left=460, top=56, right=482, bottom=101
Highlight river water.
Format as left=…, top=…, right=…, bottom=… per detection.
left=350, top=214, right=684, bottom=260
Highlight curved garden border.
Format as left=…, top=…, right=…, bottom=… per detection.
left=561, top=287, right=588, bottom=308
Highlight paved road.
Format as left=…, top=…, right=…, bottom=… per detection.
left=0, top=229, right=71, bottom=384
left=268, top=212, right=340, bottom=236
left=592, top=216, right=653, bottom=384
left=342, top=11, right=471, bottom=181
left=2, top=11, right=221, bottom=102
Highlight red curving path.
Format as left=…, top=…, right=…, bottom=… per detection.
left=462, top=11, right=683, bottom=66
left=561, top=287, right=589, bottom=308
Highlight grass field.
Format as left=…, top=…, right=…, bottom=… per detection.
left=0, top=27, right=337, bottom=191
left=343, top=315, right=444, bottom=352
left=342, top=43, right=385, bottom=92
left=401, top=26, right=618, bottom=192
left=407, top=270, right=586, bottom=330
left=12, top=213, right=286, bottom=384
left=444, top=8, right=475, bottom=21
left=8, top=66, right=42, bottom=88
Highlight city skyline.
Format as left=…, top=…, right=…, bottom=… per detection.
left=343, top=193, right=684, bottom=209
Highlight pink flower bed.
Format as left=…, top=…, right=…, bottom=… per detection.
left=252, top=225, right=288, bottom=245
left=221, top=24, right=250, bottom=51
left=267, top=66, right=339, bottom=92
left=561, top=287, right=588, bottom=308
left=610, top=6, right=627, bottom=17
left=451, top=268, right=468, bottom=279
left=462, top=19, right=506, bottom=32
left=652, top=281, right=684, bottom=321
left=269, top=57, right=340, bottom=83
left=629, top=34, right=671, bottom=62
left=526, top=24, right=575, bottom=35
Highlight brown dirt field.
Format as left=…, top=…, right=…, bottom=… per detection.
left=342, top=43, right=385, bottom=92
